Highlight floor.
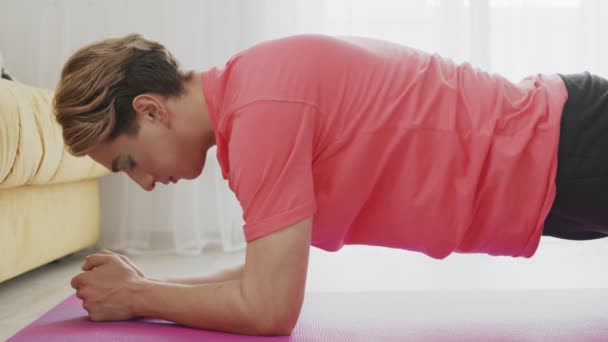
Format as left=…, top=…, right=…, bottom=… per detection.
left=2, top=238, right=608, bottom=340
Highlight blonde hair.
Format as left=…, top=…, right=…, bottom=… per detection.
left=53, top=33, right=191, bottom=156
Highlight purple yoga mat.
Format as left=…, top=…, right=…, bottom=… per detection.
left=9, top=290, right=608, bottom=341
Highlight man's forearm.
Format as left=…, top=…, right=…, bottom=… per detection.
left=130, top=278, right=279, bottom=336
left=156, top=264, right=244, bottom=285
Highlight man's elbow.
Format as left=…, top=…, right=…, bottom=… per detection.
left=250, top=303, right=301, bottom=336
left=253, top=316, right=298, bottom=336
left=254, top=318, right=296, bottom=336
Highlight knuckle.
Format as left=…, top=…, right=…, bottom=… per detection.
left=71, top=276, right=82, bottom=288
left=76, top=288, right=89, bottom=300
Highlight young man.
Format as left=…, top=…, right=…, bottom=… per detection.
left=55, top=33, right=607, bottom=336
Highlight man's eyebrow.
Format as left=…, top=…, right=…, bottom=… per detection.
left=111, top=156, right=120, bottom=173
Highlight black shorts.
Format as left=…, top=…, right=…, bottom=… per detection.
left=542, top=72, right=608, bottom=240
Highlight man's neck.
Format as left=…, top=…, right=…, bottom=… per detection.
left=169, top=71, right=216, bottom=149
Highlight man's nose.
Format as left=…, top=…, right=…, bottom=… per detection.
left=129, top=172, right=155, bottom=191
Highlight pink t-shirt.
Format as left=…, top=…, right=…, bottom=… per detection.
left=202, top=35, right=568, bottom=259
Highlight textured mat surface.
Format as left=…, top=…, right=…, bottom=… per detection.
left=9, top=289, right=608, bottom=341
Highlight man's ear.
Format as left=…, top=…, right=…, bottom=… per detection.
left=132, top=94, right=168, bottom=124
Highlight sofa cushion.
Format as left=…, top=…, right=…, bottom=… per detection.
left=0, top=79, right=108, bottom=189
left=0, top=50, right=14, bottom=81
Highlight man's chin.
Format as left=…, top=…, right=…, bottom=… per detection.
left=185, top=159, right=206, bottom=180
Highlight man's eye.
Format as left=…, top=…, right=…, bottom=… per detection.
left=129, top=159, right=137, bottom=170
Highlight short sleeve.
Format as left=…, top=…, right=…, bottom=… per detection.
left=227, top=101, right=317, bottom=242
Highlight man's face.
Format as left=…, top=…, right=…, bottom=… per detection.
left=88, top=115, right=207, bottom=191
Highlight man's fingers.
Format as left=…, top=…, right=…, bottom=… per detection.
left=82, top=250, right=116, bottom=271
left=82, top=259, right=94, bottom=271
left=81, top=255, right=101, bottom=271
left=83, top=254, right=114, bottom=270
left=119, top=255, right=135, bottom=269
left=96, top=249, right=143, bottom=278
left=119, top=256, right=144, bottom=277
left=75, top=288, right=86, bottom=300
left=71, top=273, right=85, bottom=289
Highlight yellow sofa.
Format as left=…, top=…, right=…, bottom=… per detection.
left=0, top=79, right=108, bottom=283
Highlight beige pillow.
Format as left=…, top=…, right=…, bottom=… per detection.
left=0, top=50, right=14, bottom=81
left=0, top=79, right=108, bottom=189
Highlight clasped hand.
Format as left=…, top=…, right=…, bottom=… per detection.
left=71, top=250, right=145, bottom=321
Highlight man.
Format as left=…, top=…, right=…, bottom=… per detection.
left=54, top=33, right=607, bottom=335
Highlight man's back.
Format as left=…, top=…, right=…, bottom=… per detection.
left=202, top=34, right=568, bottom=259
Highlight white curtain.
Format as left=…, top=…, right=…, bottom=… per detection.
left=2, top=0, right=608, bottom=256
